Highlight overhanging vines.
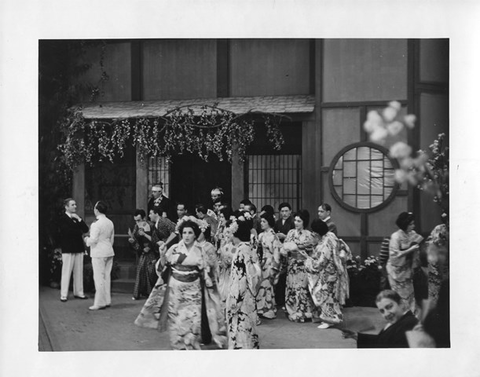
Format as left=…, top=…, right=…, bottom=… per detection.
left=59, top=104, right=287, bottom=170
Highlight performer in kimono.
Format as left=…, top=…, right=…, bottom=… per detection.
left=226, top=212, right=262, bottom=349
left=281, top=209, right=316, bottom=322
left=387, top=212, right=424, bottom=314
left=134, top=219, right=226, bottom=350
left=128, top=209, right=157, bottom=300
left=304, top=219, right=350, bottom=329
left=255, top=213, right=281, bottom=319
left=217, top=222, right=236, bottom=312
left=213, top=207, right=232, bottom=249
left=426, top=219, right=449, bottom=308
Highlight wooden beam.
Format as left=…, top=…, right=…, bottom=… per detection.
left=231, top=144, right=245, bottom=209
left=217, top=39, right=230, bottom=97
left=136, top=151, right=148, bottom=211
left=72, top=164, right=85, bottom=218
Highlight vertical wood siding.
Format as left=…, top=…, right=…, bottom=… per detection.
left=230, top=39, right=311, bottom=97
left=323, top=39, right=408, bottom=102
left=142, top=40, right=217, bottom=100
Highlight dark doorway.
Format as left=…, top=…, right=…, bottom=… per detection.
left=170, top=153, right=232, bottom=213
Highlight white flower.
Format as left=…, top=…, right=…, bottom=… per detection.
left=395, top=169, right=408, bottom=183
left=383, top=106, right=398, bottom=122
left=367, top=110, right=383, bottom=123
left=403, top=114, right=416, bottom=129
left=369, top=127, right=388, bottom=143
left=387, top=121, right=404, bottom=136
left=389, top=142, right=412, bottom=159
left=399, top=157, right=414, bottom=169
left=388, top=101, right=402, bottom=111
left=407, top=172, right=418, bottom=186
left=413, top=153, right=429, bottom=168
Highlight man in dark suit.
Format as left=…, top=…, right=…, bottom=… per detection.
left=58, top=198, right=89, bottom=302
left=274, top=202, right=295, bottom=242
left=317, top=203, right=338, bottom=236
left=147, top=182, right=174, bottom=221
left=273, top=202, right=295, bottom=307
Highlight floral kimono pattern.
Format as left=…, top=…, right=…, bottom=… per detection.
left=426, top=224, right=449, bottom=307
left=387, top=229, right=423, bottom=313
left=282, top=229, right=316, bottom=322
left=305, top=232, right=350, bottom=325
left=130, top=222, right=158, bottom=299
left=134, top=240, right=227, bottom=350
left=256, top=229, right=282, bottom=319
left=217, top=240, right=237, bottom=311
left=226, top=242, right=262, bottom=349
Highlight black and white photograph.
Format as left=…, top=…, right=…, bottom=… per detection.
left=1, top=1, right=479, bottom=377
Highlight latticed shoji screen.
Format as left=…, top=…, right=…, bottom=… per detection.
left=148, top=157, right=170, bottom=197
left=248, top=154, right=302, bottom=213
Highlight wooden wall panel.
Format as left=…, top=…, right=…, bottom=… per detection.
left=230, top=39, right=311, bottom=97
left=322, top=177, right=362, bottom=237
left=419, top=93, right=449, bottom=233
left=302, top=120, right=321, bottom=215
left=368, top=196, right=408, bottom=237
left=322, top=108, right=361, bottom=166
left=75, top=42, right=132, bottom=102
left=142, top=40, right=217, bottom=100
left=419, top=39, right=449, bottom=83
left=323, top=39, right=408, bottom=102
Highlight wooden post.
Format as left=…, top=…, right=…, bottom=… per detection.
left=72, top=163, right=85, bottom=218
left=231, top=143, right=245, bottom=208
left=136, top=150, right=148, bottom=211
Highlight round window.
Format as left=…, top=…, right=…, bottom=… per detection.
left=329, top=142, right=398, bottom=212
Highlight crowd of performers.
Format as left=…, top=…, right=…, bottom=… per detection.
left=125, top=184, right=449, bottom=350
left=127, top=185, right=352, bottom=349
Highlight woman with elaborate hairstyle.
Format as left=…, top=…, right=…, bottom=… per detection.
left=134, top=218, right=226, bottom=350
left=387, top=212, right=424, bottom=314
left=304, top=218, right=350, bottom=329
left=213, top=206, right=232, bottom=249
left=256, top=212, right=282, bottom=319
left=128, top=209, right=157, bottom=300
left=226, top=211, right=262, bottom=349
left=281, top=209, right=316, bottom=322
left=217, top=218, right=237, bottom=313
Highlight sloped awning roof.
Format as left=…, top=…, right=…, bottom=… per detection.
left=78, top=95, right=315, bottom=119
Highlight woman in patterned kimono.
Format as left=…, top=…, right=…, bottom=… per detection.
left=256, top=213, right=281, bottom=319
left=387, top=212, right=424, bottom=314
left=426, top=220, right=449, bottom=308
left=128, top=209, right=157, bottom=300
left=217, top=223, right=236, bottom=312
left=304, top=219, right=350, bottom=329
left=134, top=219, right=227, bottom=350
left=281, top=209, right=316, bottom=322
left=226, top=212, right=262, bottom=349
left=213, top=207, right=232, bottom=249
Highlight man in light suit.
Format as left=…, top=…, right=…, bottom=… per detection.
left=58, top=198, right=89, bottom=302
left=84, top=201, right=115, bottom=310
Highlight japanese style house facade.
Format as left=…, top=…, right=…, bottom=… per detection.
left=67, top=39, right=448, bottom=261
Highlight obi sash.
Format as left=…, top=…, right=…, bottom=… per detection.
left=171, top=264, right=201, bottom=283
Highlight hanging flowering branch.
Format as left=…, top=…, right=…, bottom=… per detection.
left=58, top=104, right=286, bottom=170
left=363, top=101, right=449, bottom=214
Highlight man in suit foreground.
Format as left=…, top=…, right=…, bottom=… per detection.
left=58, top=198, right=89, bottom=302
left=84, top=201, right=115, bottom=310
left=273, top=202, right=296, bottom=307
